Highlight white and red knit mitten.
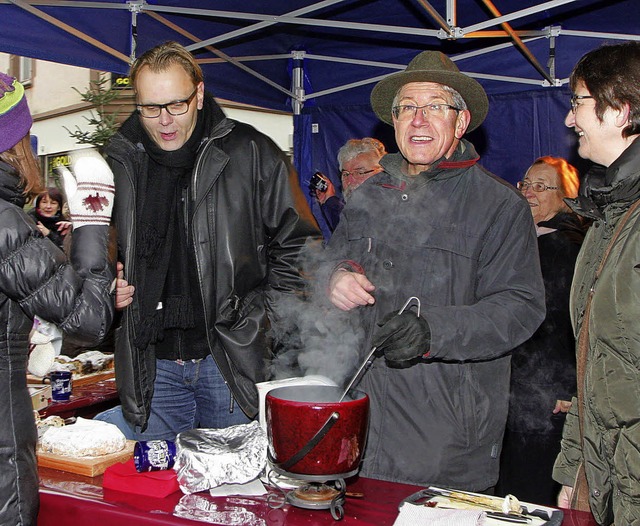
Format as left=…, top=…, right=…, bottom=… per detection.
left=57, top=149, right=114, bottom=228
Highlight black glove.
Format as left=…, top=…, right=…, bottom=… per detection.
left=372, top=311, right=431, bottom=363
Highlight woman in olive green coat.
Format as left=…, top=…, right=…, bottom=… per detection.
left=552, top=41, right=640, bottom=526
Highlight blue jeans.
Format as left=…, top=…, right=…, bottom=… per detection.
left=95, top=354, right=250, bottom=440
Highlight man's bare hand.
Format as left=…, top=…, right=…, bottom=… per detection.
left=329, top=270, right=375, bottom=311
left=115, top=261, right=135, bottom=310
left=553, top=399, right=572, bottom=414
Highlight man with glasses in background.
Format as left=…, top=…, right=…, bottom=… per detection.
left=96, top=41, right=321, bottom=440
left=323, top=50, right=545, bottom=491
left=314, top=137, right=386, bottom=233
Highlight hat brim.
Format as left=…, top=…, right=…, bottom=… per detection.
left=370, top=69, right=489, bottom=132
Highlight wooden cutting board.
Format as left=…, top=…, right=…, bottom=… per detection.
left=37, top=440, right=135, bottom=477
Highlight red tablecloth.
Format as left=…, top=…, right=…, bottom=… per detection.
left=38, top=378, right=119, bottom=420
left=38, top=467, right=598, bottom=526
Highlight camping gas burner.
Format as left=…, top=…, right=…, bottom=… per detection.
left=267, top=472, right=347, bottom=520
left=288, top=479, right=346, bottom=519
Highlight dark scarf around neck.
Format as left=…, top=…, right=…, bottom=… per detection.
left=131, top=104, right=208, bottom=351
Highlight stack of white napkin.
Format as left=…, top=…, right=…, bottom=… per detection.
left=394, top=503, right=485, bottom=526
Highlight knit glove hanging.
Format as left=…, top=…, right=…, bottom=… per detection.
left=57, top=149, right=114, bottom=228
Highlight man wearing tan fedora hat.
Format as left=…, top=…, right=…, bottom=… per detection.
left=324, top=50, right=545, bottom=491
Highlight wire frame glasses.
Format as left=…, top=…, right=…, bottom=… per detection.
left=392, top=103, right=461, bottom=120
left=570, top=94, right=594, bottom=113
left=516, top=181, right=559, bottom=193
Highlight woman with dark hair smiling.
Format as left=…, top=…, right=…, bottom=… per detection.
left=28, top=186, right=71, bottom=249
left=553, top=41, right=640, bottom=525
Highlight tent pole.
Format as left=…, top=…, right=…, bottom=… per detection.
left=446, top=0, right=456, bottom=27
left=415, top=0, right=452, bottom=35
left=7, top=0, right=129, bottom=64
left=463, top=0, right=578, bottom=33
left=478, top=0, right=554, bottom=85
left=128, top=0, right=145, bottom=63
left=291, top=52, right=305, bottom=115
left=548, top=30, right=556, bottom=82
left=146, top=10, right=295, bottom=99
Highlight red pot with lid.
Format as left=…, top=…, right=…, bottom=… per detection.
left=266, top=385, right=369, bottom=479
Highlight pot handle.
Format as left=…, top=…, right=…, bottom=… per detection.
left=270, top=411, right=339, bottom=472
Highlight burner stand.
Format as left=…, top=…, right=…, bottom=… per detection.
left=287, top=480, right=346, bottom=520
left=267, top=471, right=348, bottom=520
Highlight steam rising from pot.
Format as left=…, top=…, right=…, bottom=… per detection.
left=267, top=241, right=366, bottom=387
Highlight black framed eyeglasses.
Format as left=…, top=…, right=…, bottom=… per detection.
left=137, top=89, right=198, bottom=118
left=392, top=103, right=461, bottom=120
left=516, top=181, right=559, bottom=193
left=341, top=168, right=377, bottom=179
left=570, top=94, right=594, bottom=113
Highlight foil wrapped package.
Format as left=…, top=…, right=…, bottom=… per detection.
left=174, top=421, right=268, bottom=494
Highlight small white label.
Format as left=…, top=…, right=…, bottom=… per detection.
left=312, top=123, right=319, bottom=133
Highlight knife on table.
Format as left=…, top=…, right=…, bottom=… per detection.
left=486, top=511, right=532, bottom=523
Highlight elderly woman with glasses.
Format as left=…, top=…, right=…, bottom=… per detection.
left=496, top=156, right=589, bottom=506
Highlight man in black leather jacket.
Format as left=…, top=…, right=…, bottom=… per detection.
left=97, top=41, right=321, bottom=439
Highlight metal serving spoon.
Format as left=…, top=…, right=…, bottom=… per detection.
left=338, top=296, right=421, bottom=402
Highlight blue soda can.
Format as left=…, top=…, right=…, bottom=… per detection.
left=133, top=440, right=177, bottom=472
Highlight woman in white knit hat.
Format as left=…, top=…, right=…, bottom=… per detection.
left=0, top=72, right=116, bottom=525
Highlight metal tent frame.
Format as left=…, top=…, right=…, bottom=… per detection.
left=2, top=0, right=638, bottom=112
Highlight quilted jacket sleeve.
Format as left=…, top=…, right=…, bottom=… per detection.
left=552, top=396, right=582, bottom=486
left=0, top=205, right=115, bottom=346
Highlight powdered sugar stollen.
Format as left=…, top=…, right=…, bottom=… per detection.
left=40, top=417, right=126, bottom=457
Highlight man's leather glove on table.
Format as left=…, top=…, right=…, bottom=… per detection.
left=372, top=311, right=431, bottom=363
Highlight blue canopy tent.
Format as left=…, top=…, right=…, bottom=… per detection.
left=0, top=0, right=638, bottom=235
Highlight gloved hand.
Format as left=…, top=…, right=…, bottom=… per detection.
left=372, top=311, right=431, bottom=363
left=57, top=149, right=114, bottom=228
